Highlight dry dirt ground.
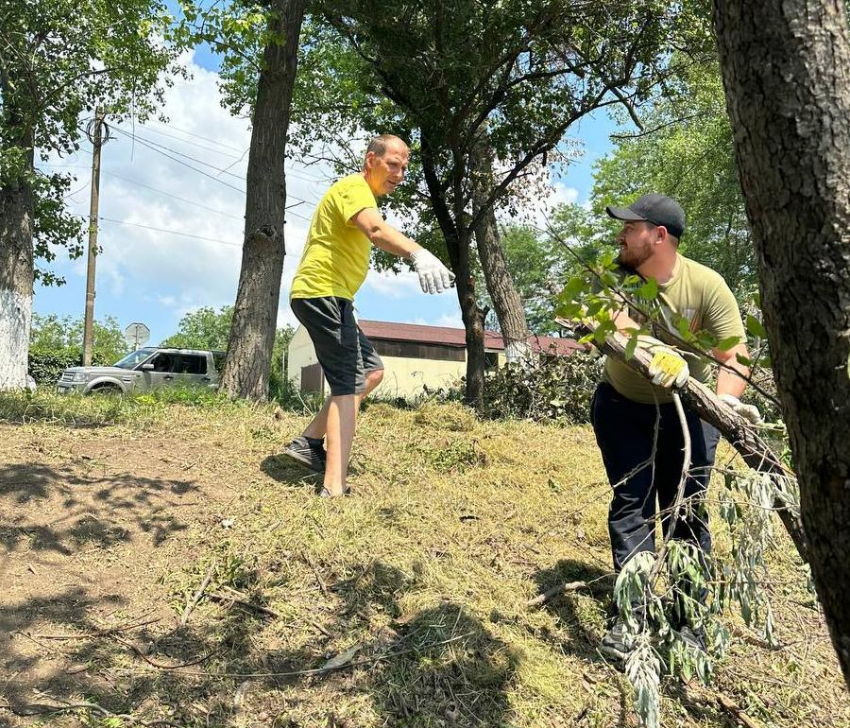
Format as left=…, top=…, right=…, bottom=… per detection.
left=0, top=416, right=246, bottom=724
left=0, top=399, right=848, bottom=728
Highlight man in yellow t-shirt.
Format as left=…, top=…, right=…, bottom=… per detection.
left=283, top=134, right=455, bottom=497
left=591, top=194, right=760, bottom=663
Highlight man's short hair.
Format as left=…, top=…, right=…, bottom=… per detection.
left=365, top=134, right=407, bottom=158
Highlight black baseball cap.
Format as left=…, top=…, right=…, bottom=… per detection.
left=605, top=193, right=685, bottom=239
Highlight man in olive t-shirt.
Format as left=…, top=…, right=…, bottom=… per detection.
left=590, top=194, right=759, bottom=663
left=283, top=134, right=455, bottom=497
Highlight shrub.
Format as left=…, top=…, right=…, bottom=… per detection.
left=482, top=350, right=602, bottom=424
left=28, top=347, right=117, bottom=385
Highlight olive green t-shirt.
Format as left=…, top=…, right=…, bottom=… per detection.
left=603, top=255, right=746, bottom=404
left=290, top=174, right=378, bottom=301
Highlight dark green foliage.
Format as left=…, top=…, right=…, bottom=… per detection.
left=1, top=0, right=181, bottom=283
left=28, top=314, right=129, bottom=383
left=269, top=325, right=296, bottom=402
left=28, top=349, right=114, bottom=384
left=161, top=306, right=234, bottom=350
left=482, top=352, right=602, bottom=424
left=553, top=57, right=755, bottom=297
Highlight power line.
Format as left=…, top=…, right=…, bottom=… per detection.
left=142, top=118, right=330, bottom=184
left=143, top=118, right=246, bottom=154
left=46, top=142, right=314, bottom=224
left=108, top=126, right=316, bottom=216
left=107, top=125, right=249, bottom=194
left=101, top=170, right=244, bottom=220
left=138, top=123, right=248, bottom=159
left=98, top=217, right=243, bottom=246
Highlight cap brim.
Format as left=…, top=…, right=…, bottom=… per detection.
left=605, top=205, right=646, bottom=222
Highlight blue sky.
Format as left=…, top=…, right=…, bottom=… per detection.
left=34, top=35, right=618, bottom=349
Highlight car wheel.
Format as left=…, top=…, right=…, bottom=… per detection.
left=88, top=384, right=123, bottom=396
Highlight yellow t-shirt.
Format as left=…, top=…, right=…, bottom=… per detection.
left=604, top=255, right=746, bottom=404
left=290, top=174, right=378, bottom=300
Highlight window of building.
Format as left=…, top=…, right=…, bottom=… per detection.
left=371, top=339, right=465, bottom=362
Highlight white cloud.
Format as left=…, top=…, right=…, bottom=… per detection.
left=35, top=49, right=334, bottom=343
left=430, top=313, right=464, bottom=329
left=362, top=267, right=422, bottom=298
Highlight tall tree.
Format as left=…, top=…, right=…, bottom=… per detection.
left=713, top=0, right=850, bottom=686
left=0, top=0, right=176, bottom=390
left=470, top=131, right=531, bottom=363
left=183, top=0, right=306, bottom=400
left=299, top=0, right=679, bottom=409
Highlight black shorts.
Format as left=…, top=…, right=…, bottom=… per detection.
left=291, top=297, right=384, bottom=396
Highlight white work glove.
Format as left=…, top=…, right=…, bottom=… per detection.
left=646, top=345, right=690, bottom=389
left=410, top=248, right=455, bottom=294
left=719, top=394, right=762, bottom=424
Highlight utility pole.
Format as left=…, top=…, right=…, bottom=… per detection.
left=82, top=108, right=106, bottom=367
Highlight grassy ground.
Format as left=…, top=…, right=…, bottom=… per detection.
left=0, top=390, right=846, bottom=728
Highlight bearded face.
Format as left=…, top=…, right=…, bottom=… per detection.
left=616, top=222, right=657, bottom=270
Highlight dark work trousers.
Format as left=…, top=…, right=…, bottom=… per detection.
left=590, top=382, right=721, bottom=576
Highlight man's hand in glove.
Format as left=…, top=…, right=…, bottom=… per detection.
left=410, top=249, right=455, bottom=294
left=647, top=346, right=690, bottom=389
left=719, top=394, right=762, bottom=424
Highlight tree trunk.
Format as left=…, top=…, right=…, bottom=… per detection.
left=0, top=141, right=34, bottom=391
left=713, top=0, right=850, bottom=686
left=220, top=0, right=306, bottom=400
left=470, top=136, right=531, bottom=365
left=455, top=227, right=487, bottom=410
left=420, top=133, right=487, bottom=410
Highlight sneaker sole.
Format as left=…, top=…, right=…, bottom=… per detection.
left=598, top=643, right=629, bottom=667
left=280, top=448, right=325, bottom=473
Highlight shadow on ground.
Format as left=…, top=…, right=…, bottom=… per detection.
left=0, top=559, right=521, bottom=727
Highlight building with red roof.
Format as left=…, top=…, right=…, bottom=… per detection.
left=288, top=319, right=581, bottom=399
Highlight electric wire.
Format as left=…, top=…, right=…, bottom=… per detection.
left=106, top=125, right=315, bottom=220
left=98, top=217, right=242, bottom=247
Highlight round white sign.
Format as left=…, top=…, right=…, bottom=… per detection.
left=124, top=322, right=150, bottom=349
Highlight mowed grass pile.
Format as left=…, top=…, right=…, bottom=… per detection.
left=1, top=389, right=846, bottom=728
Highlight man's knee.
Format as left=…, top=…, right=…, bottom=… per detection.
left=366, top=368, right=384, bottom=386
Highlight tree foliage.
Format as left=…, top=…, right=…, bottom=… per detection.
left=161, top=306, right=234, bottom=351
left=554, top=57, right=754, bottom=296
left=28, top=313, right=128, bottom=383
left=0, top=0, right=180, bottom=282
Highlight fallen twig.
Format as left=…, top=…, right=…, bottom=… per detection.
left=25, top=617, right=161, bottom=641
left=113, top=635, right=219, bottom=670
left=132, top=631, right=474, bottom=678
left=716, top=694, right=763, bottom=728
left=302, top=551, right=329, bottom=596
left=181, top=562, right=216, bottom=627
left=209, top=588, right=280, bottom=619
left=527, top=580, right=590, bottom=607
left=0, top=697, right=182, bottom=727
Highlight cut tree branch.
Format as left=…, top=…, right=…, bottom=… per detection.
left=556, top=319, right=810, bottom=564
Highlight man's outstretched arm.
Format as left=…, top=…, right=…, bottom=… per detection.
left=352, top=208, right=454, bottom=294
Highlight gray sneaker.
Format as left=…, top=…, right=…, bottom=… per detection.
left=282, top=436, right=326, bottom=473
left=677, top=625, right=707, bottom=653
left=600, top=617, right=633, bottom=665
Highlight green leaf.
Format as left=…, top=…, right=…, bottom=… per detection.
left=625, top=333, right=638, bottom=360
left=735, top=352, right=753, bottom=367
left=636, top=277, right=658, bottom=300
left=716, top=335, right=741, bottom=351
left=746, top=314, right=767, bottom=339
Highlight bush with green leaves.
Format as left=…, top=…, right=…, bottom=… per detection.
left=482, top=350, right=602, bottom=424
left=27, top=314, right=129, bottom=384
